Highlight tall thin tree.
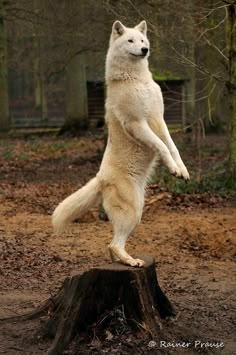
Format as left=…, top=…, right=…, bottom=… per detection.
left=226, top=1, right=236, bottom=182
left=0, top=0, right=9, bottom=131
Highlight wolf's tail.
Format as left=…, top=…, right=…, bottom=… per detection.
left=52, top=177, right=101, bottom=234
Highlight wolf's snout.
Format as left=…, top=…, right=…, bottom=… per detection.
left=141, top=47, right=148, bottom=55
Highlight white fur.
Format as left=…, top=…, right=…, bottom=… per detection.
left=52, top=177, right=101, bottom=234
left=52, top=21, right=190, bottom=267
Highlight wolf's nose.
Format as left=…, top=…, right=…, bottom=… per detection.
left=141, top=47, right=148, bottom=55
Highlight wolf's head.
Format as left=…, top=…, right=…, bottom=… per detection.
left=109, top=20, right=150, bottom=60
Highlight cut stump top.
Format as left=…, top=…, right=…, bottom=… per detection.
left=71, top=255, right=155, bottom=277
left=94, top=255, right=155, bottom=271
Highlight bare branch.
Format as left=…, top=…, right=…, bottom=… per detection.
left=203, top=34, right=228, bottom=62
left=195, top=5, right=228, bottom=42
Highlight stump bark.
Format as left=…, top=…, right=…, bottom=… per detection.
left=37, top=255, right=175, bottom=355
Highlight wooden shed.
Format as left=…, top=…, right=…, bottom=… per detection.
left=10, top=79, right=185, bottom=129
left=87, top=79, right=185, bottom=129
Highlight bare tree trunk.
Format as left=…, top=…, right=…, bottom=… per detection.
left=201, top=0, right=224, bottom=132
left=184, top=0, right=196, bottom=127
left=61, top=53, right=88, bottom=134
left=33, top=0, right=48, bottom=121
left=226, top=2, right=236, bottom=183
left=33, top=36, right=41, bottom=109
left=185, top=42, right=196, bottom=124
left=0, top=0, right=9, bottom=131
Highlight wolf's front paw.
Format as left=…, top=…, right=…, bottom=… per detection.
left=167, top=161, right=182, bottom=178
left=181, top=166, right=190, bottom=181
left=162, top=154, right=179, bottom=176
left=177, top=163, right=190, bottom=181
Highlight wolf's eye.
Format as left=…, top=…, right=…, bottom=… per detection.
left=141, top=39, right=144, bottom=43
left=128, top=39, right=133, bottom=43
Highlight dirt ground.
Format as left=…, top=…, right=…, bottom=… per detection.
left=0, top=133, right=235, bottom=354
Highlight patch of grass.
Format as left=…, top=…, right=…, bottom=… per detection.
left=201, top=144, right=223, bottom=157
left=0, top=136, right=104, bottom=166
left=0, top=144, right=14, bottom=161
left=152, top=162, right=236, bottom=194
left=17, top=151, right=31, bottom=163
left=150, top=68, right=184, bottom=81
left=0, top=138, right=79, bottom=163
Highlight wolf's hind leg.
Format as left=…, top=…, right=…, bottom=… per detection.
left=110, top=241, right=145, bottom=267
left=109, top=248, right=120, bottom=262
left=103, top=186, right=145, bottom=267
left=110, top=220, right=145, bottom=267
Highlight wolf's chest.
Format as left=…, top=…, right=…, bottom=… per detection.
left=136, top=83, right=163, bottom=116
left=138, top=79, right=162, bottom=97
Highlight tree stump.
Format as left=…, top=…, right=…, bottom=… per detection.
left=37, top=255, right=175, bottom=355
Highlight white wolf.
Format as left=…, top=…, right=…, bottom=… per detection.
left=52, top=20, right=190, bottom=267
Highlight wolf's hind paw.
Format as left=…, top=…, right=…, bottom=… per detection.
left=126, top=258, right=145, bottom=267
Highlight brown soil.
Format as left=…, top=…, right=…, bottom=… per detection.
left=0, top=134, right=235, bottom=354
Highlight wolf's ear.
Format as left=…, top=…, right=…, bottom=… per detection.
left=112, top=21, right=126, bottom=38
left=135, top=20, right=147, bottom=36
